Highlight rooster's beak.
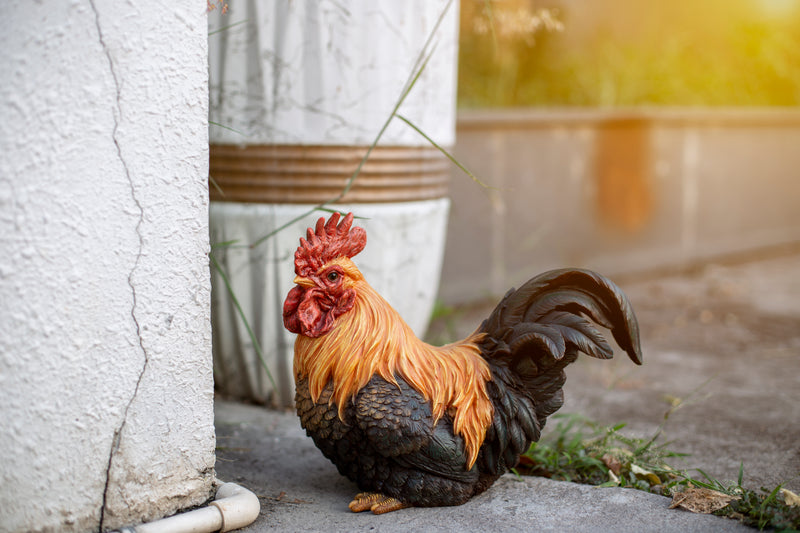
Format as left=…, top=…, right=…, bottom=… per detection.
left=293, top=276, right=315, bottom=288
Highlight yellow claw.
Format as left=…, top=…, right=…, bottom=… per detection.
left=348, top=492, right=409, bottom=514
left=349, top=492, right=383, bottom=512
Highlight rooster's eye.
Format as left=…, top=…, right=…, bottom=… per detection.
left=326, top=271, right=339, bottom=282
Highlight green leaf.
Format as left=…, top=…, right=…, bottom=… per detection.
left=395, top=114, right=493, bottom=190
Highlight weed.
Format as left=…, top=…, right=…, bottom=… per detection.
left=724, top=484, right=800, bottom=531
left=517, top=413, right=800, bottom=531
left=516, top=414, right=684, bottom=491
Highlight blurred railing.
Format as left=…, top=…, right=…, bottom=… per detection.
left=440, top=108, right=800, bottom=304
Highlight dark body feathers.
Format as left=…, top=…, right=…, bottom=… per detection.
left=295, top=268, right=642, bottom=507
left=296, top=375, right=481, bottom=506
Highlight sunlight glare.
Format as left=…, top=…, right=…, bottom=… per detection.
left=757, top=0, right=797, bottom=18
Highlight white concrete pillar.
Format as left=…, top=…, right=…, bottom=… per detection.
left=0, top=1, right=214, bottom=531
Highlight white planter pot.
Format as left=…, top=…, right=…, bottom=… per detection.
left=208, top=1, right=459, bottom=405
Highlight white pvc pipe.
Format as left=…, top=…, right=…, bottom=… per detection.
left=210, top=482, right=261, bottom=532
left=114, top=482, right=260, bottom=533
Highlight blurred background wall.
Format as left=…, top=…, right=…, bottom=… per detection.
left=440, top=0, right=800, bottom=303
left=458, top=0, right=800, bottom=108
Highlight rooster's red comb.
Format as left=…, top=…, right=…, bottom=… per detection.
left=294, top=212, right=366, bottom=276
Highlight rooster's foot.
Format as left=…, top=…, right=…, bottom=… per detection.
left=349, top=492, right=409, bottom=514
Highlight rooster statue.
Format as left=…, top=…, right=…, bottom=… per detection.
left=283, top=212, right=642, bottom=514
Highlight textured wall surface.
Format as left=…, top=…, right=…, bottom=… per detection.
left=0, top=1, right=214, bottom=532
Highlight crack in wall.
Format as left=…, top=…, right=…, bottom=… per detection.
left=89, top=1, right=149, bottom=531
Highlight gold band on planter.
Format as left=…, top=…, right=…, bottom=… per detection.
left=209, top=145, right=450, bottom=203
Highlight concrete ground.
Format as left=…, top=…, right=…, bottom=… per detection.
left=214, top=249, right=800, bottom=532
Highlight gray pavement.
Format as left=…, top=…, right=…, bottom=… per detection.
left=214, top=250, right=800, bottom=532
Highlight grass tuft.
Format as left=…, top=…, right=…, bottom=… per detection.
left=517, top=413, right=800, bottom=531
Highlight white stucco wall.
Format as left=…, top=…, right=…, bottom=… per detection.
left=0, top=2, right=214, bottom=532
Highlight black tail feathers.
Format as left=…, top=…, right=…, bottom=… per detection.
left=479, top=268, right=642, bottom=364
left=477, top=268, right=642, bottom=428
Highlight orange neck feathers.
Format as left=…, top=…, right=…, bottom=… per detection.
left=293, top=277, right=493, bottom=469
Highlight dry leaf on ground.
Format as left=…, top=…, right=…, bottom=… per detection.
left=669, top=486, right=738, bottom=514
left=601, top=453, right=622, bottom=475
left=630, top=463, right=661, bottom=485
left=781, top=488, right=800, bottom=507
